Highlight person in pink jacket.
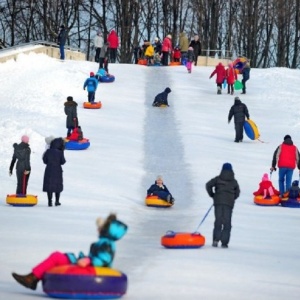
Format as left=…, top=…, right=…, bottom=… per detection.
left=210, top=62, right=226, bottom=94
left=107, top=29, right=119, bottom=63
left=161, top=34, right=172, bottom=66
left=226, top=63, right=237, bottom=95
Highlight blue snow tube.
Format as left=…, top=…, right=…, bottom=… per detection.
left=244, top=119, right=260, bottom=140
left=99, top=75, right=115, bottom=83
left=65, top=138, right=90, bottom=150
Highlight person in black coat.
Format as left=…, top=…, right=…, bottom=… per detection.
left=64, top=96, right=78, bottom=137
left=189, top=35, right=201, bottom=66
left=9, top=135, right=31, bottom=195
left=206, top=163, right=240, bottom=248
left=228, top=97, right=250, bottom=143
left=57, top=25, right=67, bottom=60
left=43, top=138, right=66, bottom=207
left=152, top=87, right=172, bottom=107
left=147, top=175, right=175, bottom=204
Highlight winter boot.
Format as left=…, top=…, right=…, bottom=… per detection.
left=212, top=241, right=218, bottom=247
left=221, top=244, right=228, bottom=248
left=12, top=272, right=39, bottom=290
left=48, top=200, right=52, bottom=207
left=55, top=201, right=61, bottom=206
left=217, top=87, right=222, bottom=94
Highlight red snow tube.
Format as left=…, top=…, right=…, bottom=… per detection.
left=253, top=195, right=280, bottom=206
left=161, top=231, right=205, bottom=248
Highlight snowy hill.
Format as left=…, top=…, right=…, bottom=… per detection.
left=0, top=53, right=300, bottom=300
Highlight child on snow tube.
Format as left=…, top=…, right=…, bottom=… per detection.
left=253, top=173, right=280, bottom=198
left=68, top=126, right=83, bottom=141
left=285, top=180, right=300, bottom=201
left=11, top=214, right=127, bottom=291
left=147, top=175, right=175, bottom=204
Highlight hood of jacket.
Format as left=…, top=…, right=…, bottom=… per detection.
left=64, top=100, right=78, bottom=107
left=13, top=142, right=30, bottom=159
left=219, top=169, right=235, bottom=181
left=50, top=138, right=65, bottom=150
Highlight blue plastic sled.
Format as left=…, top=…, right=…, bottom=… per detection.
left=223, top=79, right=227, bottom=89
left=244, top=119, right=260, bottom=140
left=65, top=139, right=90, bottom=150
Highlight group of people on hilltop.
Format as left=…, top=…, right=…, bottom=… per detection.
left=133, top=32, right=202, bottom=66
left=93, top=29, right=119, bottom=64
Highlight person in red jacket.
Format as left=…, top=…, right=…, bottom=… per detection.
left=253, top=173, right=280, bottom=198
left=210, top=62, right=226, bottom=94
left=226, top=62, right=237, bottom=95
left=68, top=126, right=83, bottom=141
left=172, top=46, right=181, bottom=62
left=107, top=29, right=119, bottom=63
left=271, top=135, right=300, bottom=196
left=161, top=34, right=172, bottom=66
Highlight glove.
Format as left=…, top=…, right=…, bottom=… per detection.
left=77, top=257, right=91, bottom=267
left=209, top=76, right=212, bottom=79
left=9, top=170, right=12, bottom=176
left=24, top=170, right=30, bottom=175
left=270, top=167, right=276, bottom=172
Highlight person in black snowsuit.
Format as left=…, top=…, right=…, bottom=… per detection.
left=228, top=97, right=250, bottom=143
left=152, top=87, right=171, bottom=107
left=64, top=96, right=78, bottom=137
left=206, top=163, right=240, bottom=248
left=43, top=138, right=66, bottom=207
left=9, top=135, right=31, bottom=195
left=189, top=35, right=201, bottom=66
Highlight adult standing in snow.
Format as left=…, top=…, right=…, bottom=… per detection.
left=64, top=96, right=78, bottom=137
left=94, top=31, right=104, bottom=63
left=161, top=34, right=172, bottom=66
left=107, top=29, right=119, bottom=63
left=228, top=96, right=250, bottom=143
left=270, top=135, right=300, bottom=196
left=189, top=35, right=201, bottom=66
left=57, top=25, right=67, bottom=60
left=206, top=162, right=240, bottom=248
left=9, top=135, right=31, bottom=195
left=179, top=32, right=189, bottom=59
left=241, top=62, right=250, bottom=94
left=43, top=138, right=66, bottom=207
left=154, top=37, right=162, bottom=54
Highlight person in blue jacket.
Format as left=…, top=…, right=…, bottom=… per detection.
left=147, top=175, right=175, bottom=204
left=12, top=213, right=127, bottom=290
left=83, top=72, right=99, bottom=103
left=152, top=87, right=171, bottom=107
left=241, top=62, right=250, bottom=94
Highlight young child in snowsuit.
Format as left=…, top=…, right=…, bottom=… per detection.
left=9, top=135, right=31, bottom=195
left=210, top=62, right=226, bottom=94
left=186, top=47, right=194, bottom=73
left=206, top=163, right=240, bottom=248
left=147, top=175, right=175, bottom=204
left=253, top=173, right=280, bottom=198
left=152, top=87, right=171, bottom=107
left=83, top=72, right=98, bottom=103
left=95, top=68, right=108, bottom=81
left=226, top=63, right=237, bottom=95
left=64, top=96, right=78, bottom=137
left=173, top=47, right=181, bottom=62
left=12, top=214, right=128, bottom=291
left=286, top=180, right=300, bottom=200
left=68, top=126, right=83, bottom=141
left=144, top=41, right=155, bottom=66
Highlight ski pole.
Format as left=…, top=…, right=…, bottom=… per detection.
left=194, top=204, right=213, bottom=233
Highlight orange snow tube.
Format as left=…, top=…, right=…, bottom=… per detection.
left=253, top=195, right=280, bottom=206
left=138, top=59, right=147, bottom=65
left=161, top=231, right=205, bottom=248
left=169, top=61, right=181, bottom=66
left=145, top=195, right=173, bottom=208
left=83, top=101, right=102, bottom=109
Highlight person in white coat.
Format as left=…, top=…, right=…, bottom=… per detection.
left=94, top=31, right=104, bottom=63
